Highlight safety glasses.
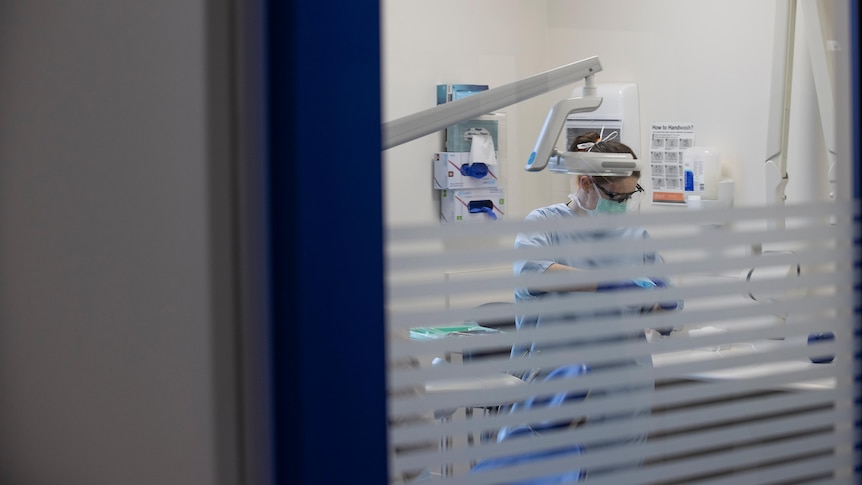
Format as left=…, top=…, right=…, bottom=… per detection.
left=594, top=182, right=644, bottom=203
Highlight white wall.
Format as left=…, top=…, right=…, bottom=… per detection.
left=545, top=0, right=779, bottom=211
left=382, top=0, right=833, bottom=227
left=382, top=0, right=552, bottom=226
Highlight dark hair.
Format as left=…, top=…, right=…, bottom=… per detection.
left=589, top=140, right=638, bottom=159
left=589, top=140, right=641, bottom=181
left=569, top=131, right=601, bottom=152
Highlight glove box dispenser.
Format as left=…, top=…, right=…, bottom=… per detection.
left=440, top=187, right=505, bottom=224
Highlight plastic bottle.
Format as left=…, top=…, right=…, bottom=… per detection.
left=682, top=147, right=721, bottom=200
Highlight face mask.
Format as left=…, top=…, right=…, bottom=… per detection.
left=571, top=185, right=628, bottom=216
left=595, top=196, right=628, bottom=214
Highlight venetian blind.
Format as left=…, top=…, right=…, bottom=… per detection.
left=386, top=200, right=859, bottom=484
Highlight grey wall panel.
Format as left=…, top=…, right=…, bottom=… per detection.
left=0, top=1, right=240, bottom=484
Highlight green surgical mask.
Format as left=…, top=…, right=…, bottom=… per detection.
left=573, top=185, right=628, bottom=216
left=594, top=196, right=628, bottom=214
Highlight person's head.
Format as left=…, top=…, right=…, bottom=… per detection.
left=570, top=140, right=643, bottom=215
left=570, top=131, right=601, bottom=152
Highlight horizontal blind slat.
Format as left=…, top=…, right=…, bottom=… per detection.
left=386, top=200, right=860, bottom=484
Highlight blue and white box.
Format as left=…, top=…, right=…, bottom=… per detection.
left=436, top=84, right=489, bottom=105
left=440, top=187, right=506, bottom=224
left=433, top=152, right=499, bottom=189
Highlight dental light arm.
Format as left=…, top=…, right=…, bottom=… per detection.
left=525, top=96, right=602, bottom=171
left=525, top=95, right=641, bottom=175
left=381, top=55, right=636, bottom=176
left=382, top=56, right=602, bottom=150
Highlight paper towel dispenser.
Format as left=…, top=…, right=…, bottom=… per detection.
left=566, top=83, right=640, bottom=155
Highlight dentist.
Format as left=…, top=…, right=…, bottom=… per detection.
left=508, top=138, right=682, bottom=480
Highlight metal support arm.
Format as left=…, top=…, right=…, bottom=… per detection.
left=382, top=57, right=602, bottom=150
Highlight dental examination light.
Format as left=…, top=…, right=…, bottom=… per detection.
left=527, top=92, right=641, bottom=175
left=546, top=151, right=640, bottom=176
left=382, top=56, right=602, bottom=151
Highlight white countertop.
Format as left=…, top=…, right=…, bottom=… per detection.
left=424, top=373, right=525, bottom=408
left=651, top=338, right=835, bottom=390
left=425, top=372, right=525, bottom=394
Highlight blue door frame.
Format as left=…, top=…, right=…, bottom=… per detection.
left=265, top=2, right=387, bottom=484
left=262, top=2, right=860, bottom=484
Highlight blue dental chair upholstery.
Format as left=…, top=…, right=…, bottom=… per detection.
left=470, top=363, right=591, bottom=484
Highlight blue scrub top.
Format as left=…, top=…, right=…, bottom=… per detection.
left=512, top=202, right=671, bottom=359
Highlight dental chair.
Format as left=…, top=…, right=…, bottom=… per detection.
left=461, top=302, right=518, bottom=444
left=470, top=363, right=591, bottom=484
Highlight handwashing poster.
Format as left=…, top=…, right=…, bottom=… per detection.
left=649, top=122, right=694, bottom=205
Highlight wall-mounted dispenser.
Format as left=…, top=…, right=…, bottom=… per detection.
left=439, top=188, right=505, bottom=224
left=566, top=82, right=640, bottom=155
left=433, top=152, right=499, bottom=189
left=434, top=84, right=507, bottom=224
left=682, top=146, right=734, bottom=210
left=683, top=146, right=720, bottom=200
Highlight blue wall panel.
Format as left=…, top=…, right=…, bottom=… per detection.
left=265, top=2, right=387, bottom=484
